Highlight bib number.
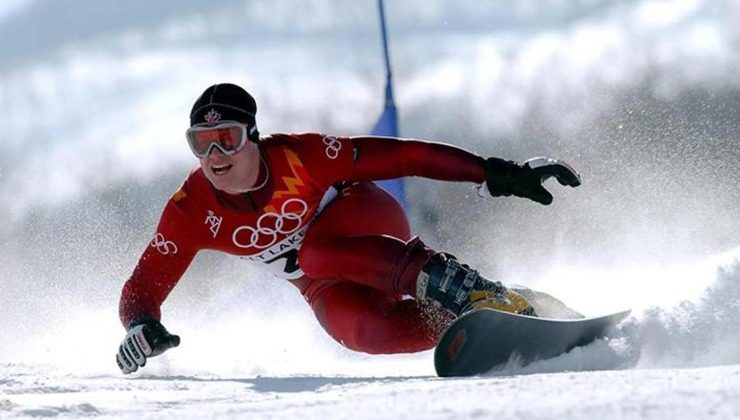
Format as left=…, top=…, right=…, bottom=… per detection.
left=245, top=226, right=307, bottom=279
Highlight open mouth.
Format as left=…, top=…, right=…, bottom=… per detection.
left=211, top=163, right=233, bottom=176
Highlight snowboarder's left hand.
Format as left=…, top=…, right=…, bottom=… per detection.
left=484, top=157, right=581, bottom=205
left=116, top=319, right=180, bottom=374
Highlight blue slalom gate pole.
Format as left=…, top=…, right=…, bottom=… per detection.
left=372, top=0, right=406, bottom=209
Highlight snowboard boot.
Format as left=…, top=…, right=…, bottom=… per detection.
left=416, top=252, right=537, bottom=317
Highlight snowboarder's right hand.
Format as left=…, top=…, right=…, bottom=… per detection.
left=116, top=319, right=180, bottom=375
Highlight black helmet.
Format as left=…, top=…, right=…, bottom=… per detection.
left=189, top=83, right=260, bottom=141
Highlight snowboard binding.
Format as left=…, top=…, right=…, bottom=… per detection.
left=416, top=252, right=537, bottom=317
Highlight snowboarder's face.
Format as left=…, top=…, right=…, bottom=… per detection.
left=199, top=139, right=261, bottom=194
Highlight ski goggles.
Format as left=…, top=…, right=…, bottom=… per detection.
left=185, top=121, right=255, bottom=158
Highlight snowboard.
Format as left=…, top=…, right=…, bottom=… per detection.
left=434, top=308, right=631, bottom=377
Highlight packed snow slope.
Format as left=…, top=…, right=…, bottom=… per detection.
left=1, top=0, right=740, bottom=418
left=3, top=364, right=740, bottom=419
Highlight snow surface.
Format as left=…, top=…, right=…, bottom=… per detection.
left=3, top=362, right=740, bottom=419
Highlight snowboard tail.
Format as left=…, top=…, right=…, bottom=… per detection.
left=434, top=308, right=630, bottom=377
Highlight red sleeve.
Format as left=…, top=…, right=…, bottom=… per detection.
left=349, top=136, right=486, bottom=183
left=290, top=133, right=485, bottom=186
left=118, top=182, right=200, bottom=328
left=288, top=133, right=355, bottom=188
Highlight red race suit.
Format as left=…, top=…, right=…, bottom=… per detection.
left=120, top=133, right=486, bottom=353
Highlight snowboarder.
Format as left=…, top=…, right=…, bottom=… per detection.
left=116, top=83, right=581, bottom=374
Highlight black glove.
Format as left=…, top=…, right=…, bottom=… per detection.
left=116, top=319, right=180, bottom=375
left=485, top=157, right=581, bottom=205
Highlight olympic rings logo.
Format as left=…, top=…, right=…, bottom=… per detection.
left=232, top=198, right=309, bottom=249
left=151, top=233, right=178, bottom=255
left=322, top=136, right=342, bottom=160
